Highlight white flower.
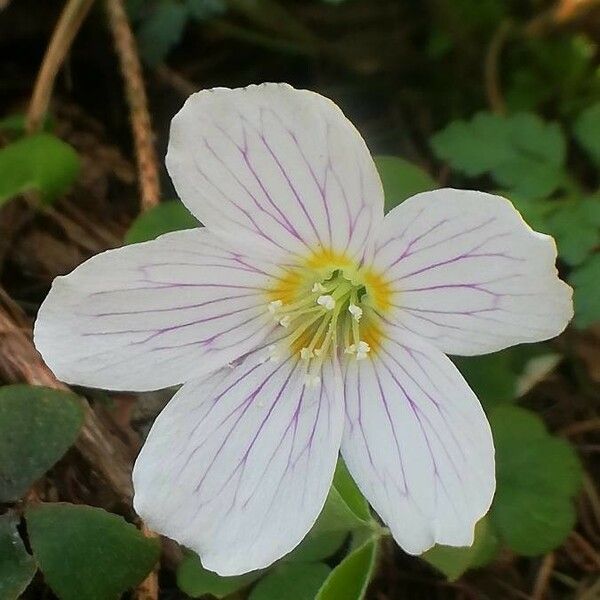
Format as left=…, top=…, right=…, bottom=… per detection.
left=33, top=83, right=573, bottom=576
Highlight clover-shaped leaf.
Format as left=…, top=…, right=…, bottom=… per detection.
left=125, top=200, right=199, bottom=244
left=0, top=385, right=85, bottom=502
left=490, top=406, right=582, bottom=556
left=0, top=514, right=36, bottom=600
left=0, top=133, right=80, bottom=206
left=431, top=112, right=566, bottom=198
left=27, top=503, right=160, bottom=600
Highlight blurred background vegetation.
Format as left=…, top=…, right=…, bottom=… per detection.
left=0, top=0, right=599, bottom=599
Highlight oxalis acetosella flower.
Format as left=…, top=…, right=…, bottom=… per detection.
left=34, top=83, right=573, bottom=575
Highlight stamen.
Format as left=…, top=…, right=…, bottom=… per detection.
left=317, top=295, right=335, bottom=310
left=279, top=315, right=291, bottom=328
left=300, top=347, right=314, bottom=360
left=356, top=340, right=371, bottom=360
left=311, top=282, right=327, bottom=293
left=348, top=303, right=363, bottom=322
left=268, top=300, right=283, bottom=314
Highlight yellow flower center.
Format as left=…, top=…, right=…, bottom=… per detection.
left=266, top=249, right=391, bottom=383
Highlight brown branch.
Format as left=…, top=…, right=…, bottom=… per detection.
left=0, top=298, right=133, bottom=504
left=26, top=0, right=95, bottom=133
left=532, top=553, right=555, bottom=600
left=104, top=0, right=160, bottom=211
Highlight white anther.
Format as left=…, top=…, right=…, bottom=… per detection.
left=356, top=340, right=371, bottom=360
left=279, top=315, right=291, bottom=328
left=348, top=303, right=363, bottom=322
left=312, top=282, right=327, bottom=293
left=268, top=300, right=283, bottom=314
left=300, top=347, right=314, bottom=360
left=304, top=375, right=321, bottom=387
left=317, top=294, right=335, bottom=310
left=344, top=344, right=356, bottom=355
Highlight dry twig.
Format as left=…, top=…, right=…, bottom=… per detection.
left=26, top=0, right=95, bottom=133
left=104, top=0, right=160, bottom=211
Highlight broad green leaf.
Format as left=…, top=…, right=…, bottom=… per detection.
left=546, top=198, right=600, bottom=266
left=422, top=516, right=499, bottom=581
left=286, top=529, right=347, bottom=563
left=27, top=503, right=160, bottom=600
left=125, top=201, right=199, bottom=243
left=0, top=133, right=79, bottom=205
left=490, top=406, right=582, bottom=556
left=249, top=562, right=330, bottom=600
left=570, top=255, right=600, bottom=328
left=332, top=459, right=371, bottom=523
left=0, top=514, right=36, bottom=600
left=315, top=538, right=378, bottom=600
left=574, top=102, right=600, bottom=165
left=430, top=112, right=566, bottom=198
left=137, top=2, right=187, bottom=66
left=373, top=155, right=437, bottom=212
left=177, top=552, right=261, bottom=598
left=0, top=385, right=85, bottom=502
left=453, top=351, right=517, bottom=407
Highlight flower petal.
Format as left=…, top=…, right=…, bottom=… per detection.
left=166, top=83, right=384, bottom=261
left=372, top=189, right=573, bottom=355
left=133, top=347, right=344, bottom=575
left=341, top=328, right=494, bottom=554
left=34, top=228, right=280, bottom=391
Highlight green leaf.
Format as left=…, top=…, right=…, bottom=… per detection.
left=332, top=459, right=371, bottom=523
left=177, top=552, right=261, bottom=598
left=574, top=102, right=600, bottom=165
left=125, top=201, right=199, bottom=243
left=27, top=503, right=160, bottom=600
left=490, top=406, right=583, bottom=556
left=546, top=198, right=600, bottom=266
left=137, top=2, right=188, bottom=66
left=186, top=0, right=226, bottom=20
left=431, top=112, right=566, bottom=198
left=0, top=133, right=79, bottom=205
left=250, top=562, right=331, bottom=600
left=422, top=516, right=499, bottom=581
left=315, top=538, right=378, bottom=600
left=570, top=255, right=600, bottom=328
left=286, top=529, right=347, bottom=563
left=373, top=155, right=437, bottom=212
left=0, top=385, right=85, bottom=502
left=0, top=514, right=37, bottom=600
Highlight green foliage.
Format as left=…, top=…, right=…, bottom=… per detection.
left=0, top=385, right=85, bottom=502
left=27, top=503, right=160, bottom=600
left=332, top=459, right=371, bottom=523
left=570, top=255, right=600, bottom=328
left=250, top=563, right=331, bottom=600
left=373, top=155, right=437, bottom=212
left=422, top=516, right=499, bottom=581
left=129, top=0, right=226, bottom=65
left=0, top=514, right=36, bottom=600
left=177, top=553, right=262, bottom=598
left=125, top=200, right=199, bottom=243
left=315, top=538, right=377, bottom=600
left=0, top=133, right=80, bottom=206
left=574, top=102, right=600, bottom=166
left=286, top=529, right=347, bottom=563
left=490, top=406, right=582, bottom=556
left=431, top=112, right=566, bottom=198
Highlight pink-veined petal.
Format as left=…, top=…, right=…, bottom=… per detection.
left=341, top=328, right=494, bottom=554
left=166, top=83, right=384, bottom=262
left=34, top=228, right=280, bottom=391
left=372, top=189, right=573, bottom=355
left=133, top=345, right=344, bottom=575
